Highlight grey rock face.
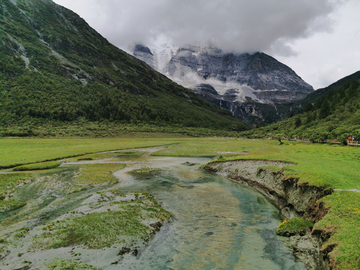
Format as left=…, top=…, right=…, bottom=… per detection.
left=168, top=46, right=313, bottom=92
left=132, top=44, right=314, bottom=123
left=133, top=44, right=155, bottom=69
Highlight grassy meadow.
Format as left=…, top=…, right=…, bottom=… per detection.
left=0, top=137, right=180, bottom=169
left=153, top=138, right=360, bottom=189
left=0, top=136, right=359, bottom=269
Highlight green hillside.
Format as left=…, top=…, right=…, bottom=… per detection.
left=241, top=71, right=360, bottom=142
left=0, top=0, right=248, bottom=136
left=294, top=71, right=360, bottom=113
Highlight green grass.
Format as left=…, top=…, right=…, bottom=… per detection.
left=257, top=165, right=282, bottom=173
left=0, top=137, right=180, bottom=169
left=67, top=152, right=119, bottom=162
left=66, top=185, right=87, bottom=194
left=37, top=210, right=150, bottom=249
left=12, top=161, right=61, bottom=171
left=118, top=151, right=138, bottom=155
left=154, top=138, right=360, bottom=190
left=0, top=0, right=248, bottom=135
left=74, top=163, right=126, bottom=185
left=0, top=173, right=33, bottom=193
left=66, top=150, right=142, bottom=162
left=46, top=258, right=100, bottom=270
left=12, top=228, right=30, bottom=239
left=276, top=217, right=314, bottom=236
left=0, top=200, right=26, bottom=213
left=1, top=137, right=359, bottom=268
left=241, top=142, right=360, bottom=190
left=314, top=191, right=360, bottom=269
left=0, top=173, right=32, bottom=213
left=239, top=75, right=360, bottom=142
left=31, top=195, right=172, bottom=250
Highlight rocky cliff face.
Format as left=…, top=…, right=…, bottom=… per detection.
left=132, top=44, right=314, bottom=123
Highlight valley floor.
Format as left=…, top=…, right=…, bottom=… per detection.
left=0, top=137, right=359, bottom=269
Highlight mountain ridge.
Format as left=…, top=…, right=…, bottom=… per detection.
left=0, top=0, right=248, bottom=136
left=132, top=44, right=314, bottom=123
left=240, top=70, right=360, bottom=142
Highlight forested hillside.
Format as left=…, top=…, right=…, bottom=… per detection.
left=0, top=0, right=248, bottom=136
left=293, top=71, right=360, bottom=114
left=240, top=71, right=360, bottom=142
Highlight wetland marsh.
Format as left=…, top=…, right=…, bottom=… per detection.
left=0, top=146, right=305, bottom=269
left=0, top=137, right=359, bottom=269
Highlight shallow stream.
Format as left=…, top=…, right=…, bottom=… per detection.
left=109, top=149, right=306, bottom=269
left=1, top=147, right=306, bottom=269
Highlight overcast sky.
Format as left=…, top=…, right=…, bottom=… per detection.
left=53, top=0, right=359, bottom=89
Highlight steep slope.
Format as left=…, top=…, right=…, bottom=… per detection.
left=132, top=44, right=314, bottom=123
left=240, top=71, right=360, bottom=142
left=293, top=71, right=360, bottom=113
left=0, top=0, right=248, bottom=136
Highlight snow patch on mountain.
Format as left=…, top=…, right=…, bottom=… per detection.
left=132, top=43, right=314, bottom=122
left=152, top=43, right=178, bottom=73
left=132, top=44, right=313, bottom=103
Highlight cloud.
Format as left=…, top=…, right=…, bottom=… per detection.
left=54, top=0, right=345, bottom=55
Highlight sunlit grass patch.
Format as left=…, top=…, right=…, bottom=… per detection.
left=151, top=137, right=242, bottom=157
left=314, top=191, right=360, bottom=269
left=46, top=258, right=100, bottom=270
left=12, top=161, right=61, bottom=171
left=67, top=151, right=142, bottom=162
left=0, top=137, right=179, bottom=168
left=74, top=163, right=126, bottom=185
left=276, top=217, right=314, bottom=236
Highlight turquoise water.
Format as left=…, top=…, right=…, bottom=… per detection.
left=0, top=149, right=306, bottom=269
left=110, top=154, right=306, bottom=270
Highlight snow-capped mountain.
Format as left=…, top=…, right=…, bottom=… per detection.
left=132, top=44, right=314, bottom=123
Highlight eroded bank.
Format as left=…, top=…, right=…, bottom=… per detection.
left=205, top=159, right=335, bottom=270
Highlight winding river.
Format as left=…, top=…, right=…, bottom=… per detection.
left=108, top=148, right=306, bottom=269
left=1, top=147, right=307, bottom=269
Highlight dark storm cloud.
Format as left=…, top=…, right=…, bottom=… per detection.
left=54, top=0, right=344, bottom=55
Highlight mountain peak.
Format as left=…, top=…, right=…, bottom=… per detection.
left=132, top=43, right=314, bottom=123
